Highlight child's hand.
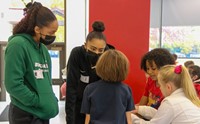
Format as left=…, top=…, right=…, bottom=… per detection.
left=131, top=105, right=139, bottom=114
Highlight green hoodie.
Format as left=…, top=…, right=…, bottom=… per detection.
left=4, top=34, right=58, bottom=119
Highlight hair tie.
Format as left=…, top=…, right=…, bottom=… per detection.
left=174, top=65, right=182, bottom=74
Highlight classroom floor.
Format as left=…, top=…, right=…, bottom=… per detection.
left=0, top=101, right=66, bottom=124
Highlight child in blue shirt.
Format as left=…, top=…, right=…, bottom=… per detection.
left=81, top=49, right=134, bottom=124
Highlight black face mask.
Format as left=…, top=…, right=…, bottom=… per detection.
left=86, top=50, right=102, bottom=68
left=40, top=35, right=56, bottom=45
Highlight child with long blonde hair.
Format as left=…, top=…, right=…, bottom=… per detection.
left=132, top=65, right=200, bottom=124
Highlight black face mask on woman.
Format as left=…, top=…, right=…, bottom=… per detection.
left=86, top=50, right=102, bottom=69
left=40, top=34, right=56, bottom=45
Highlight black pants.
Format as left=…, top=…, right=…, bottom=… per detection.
left=9, top=103, right=49, bottom=124
left=75, top=101, right=85, bottom=124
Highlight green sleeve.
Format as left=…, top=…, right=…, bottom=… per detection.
left=4, top=42, right=39, bottom=107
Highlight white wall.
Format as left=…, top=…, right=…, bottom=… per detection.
left=66, top=0, right=89, bottom=62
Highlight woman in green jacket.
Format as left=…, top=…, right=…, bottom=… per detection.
left=4, top=2, right=58, bottom=124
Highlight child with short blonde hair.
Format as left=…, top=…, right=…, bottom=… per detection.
left=81, top=49, right=134, bottom=124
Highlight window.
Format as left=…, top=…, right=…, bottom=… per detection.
left=0, top=0, right=65, bottom=43
left=49, top=50, right=60, bottom=79
left=162, top=26, right=200, bottom=58
left=150, top=0, right=200, bottom=61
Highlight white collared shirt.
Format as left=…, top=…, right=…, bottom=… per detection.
left=139, top=88, right=200, bottom=124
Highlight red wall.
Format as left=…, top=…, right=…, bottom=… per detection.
left=89, top=0, right=150, bottom=103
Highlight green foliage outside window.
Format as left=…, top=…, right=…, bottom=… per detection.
left=150, top=26, right=200, bottom=58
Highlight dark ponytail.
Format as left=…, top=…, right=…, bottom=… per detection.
left=13, top=2, right=56, bottom=36
left=86, top=21, right=107, bottom=42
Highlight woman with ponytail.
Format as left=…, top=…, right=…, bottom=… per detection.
left=4, top=2, right=58, bottom=124
left=132, top=65, right=200, bottom=124
left=65, top=21, right=114, bottom=124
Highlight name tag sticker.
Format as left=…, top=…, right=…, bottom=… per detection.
left=80, top=75, right=89, bottom=83
left=34, top=69, right=44, bottom=79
